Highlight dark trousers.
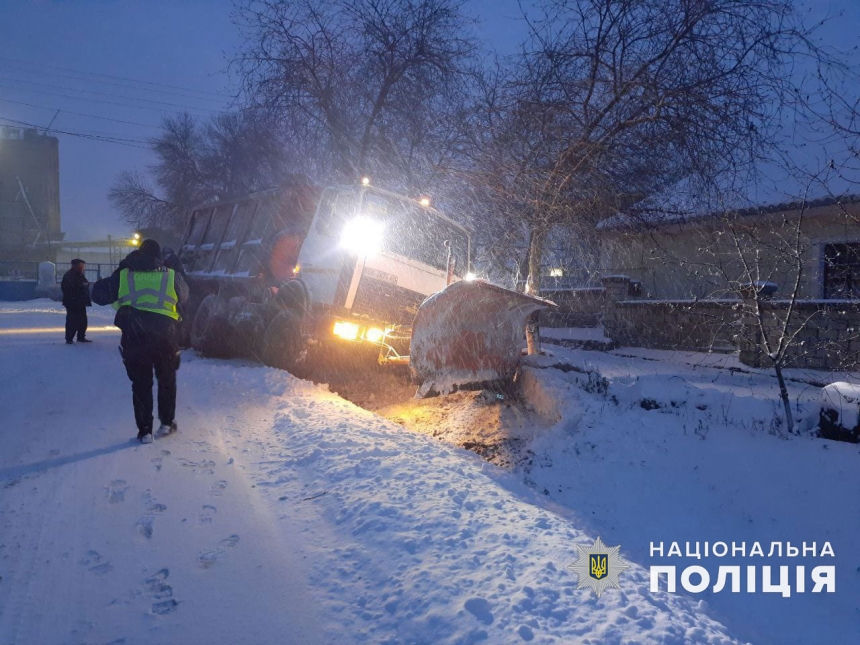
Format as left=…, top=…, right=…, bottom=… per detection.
left=122, top=341, right=180, bottom=435
left=64, top=306, right=88, bottom=342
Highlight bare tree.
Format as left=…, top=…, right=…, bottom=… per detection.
left=110, top=111, right=290, bottom=235
left=467, top=0, right=832, bottom=353
left=697, top=176, right=860, bottom=434
left=613, top=163, right=860, bottom=433
left=231, top=0, right=477, bottom=192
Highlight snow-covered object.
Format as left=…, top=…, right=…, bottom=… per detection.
left=820, top=382, right=860, bottom=436
left=37, top=262, right=55, bottom=288
left=410, top=280, right=555, bottom=396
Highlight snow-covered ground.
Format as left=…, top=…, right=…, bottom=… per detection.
left=1, top=301, right=857, bottom=644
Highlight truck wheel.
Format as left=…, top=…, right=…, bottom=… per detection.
left=191, top=294, right=230, bottom=356
left=262, top=309, right=304, bottom=372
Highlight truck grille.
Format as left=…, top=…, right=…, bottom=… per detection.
left=350, top=277, right=426, bottom=325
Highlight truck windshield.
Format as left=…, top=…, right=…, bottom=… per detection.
left=363, top=192, right=469, bottom=276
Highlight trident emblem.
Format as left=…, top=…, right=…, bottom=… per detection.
left=590, top=554, right=608, bottom=580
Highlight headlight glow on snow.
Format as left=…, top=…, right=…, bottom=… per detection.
left=341, top=216, right=384, bottom=256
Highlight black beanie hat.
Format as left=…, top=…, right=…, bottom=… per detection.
left=140, top=239, right=162, bottom=258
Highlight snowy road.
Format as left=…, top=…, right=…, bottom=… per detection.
left=0, top=304, right=325, bottom=644
left=1, top=301, right=834, bottom=645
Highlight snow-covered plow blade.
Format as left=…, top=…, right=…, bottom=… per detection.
left=409, top=280, right=556, bottom=397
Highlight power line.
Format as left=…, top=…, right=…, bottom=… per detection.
left=0, top=54, right=233, bottom=100
left=0, top=62, right=238, bottom=105
left=0, top=115, right=151, bottom=150
left=0, top=97, right=162, bottom=130
left=0, top=81, right=218, bottom=118
left=0, top=75, right=227, bottom=114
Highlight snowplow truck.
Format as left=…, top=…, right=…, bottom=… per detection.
left=179, top=180, right=553, bottom=395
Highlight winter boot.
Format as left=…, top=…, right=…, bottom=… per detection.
left=156, top=422, right=178, bottom=438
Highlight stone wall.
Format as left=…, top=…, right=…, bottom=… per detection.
left=603, top=299, right=741, bottom=352
left=543, top=274, right=860, bottom=370
left=738, top=300, right=860, bottom=370
left=539, top=288, right=605, bottom=327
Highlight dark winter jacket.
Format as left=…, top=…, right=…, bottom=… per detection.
left=92, top=251, right=189, bottom=349
left=163, top=252, right=186, bottom=277
left=61, top=269, right=92, bottom=308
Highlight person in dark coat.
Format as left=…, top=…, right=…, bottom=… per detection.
left=161, top=247, right=186, bottom=277
left=160, top=247, right=190, bottom=347
left=60, top=259, right=92, bottom=344
left=92, top=239, right=189, bottom=444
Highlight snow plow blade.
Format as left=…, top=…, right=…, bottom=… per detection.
left=409, top=280, right=556, bottom=397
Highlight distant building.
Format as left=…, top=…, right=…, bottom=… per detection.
left=597, top=195, right=860, bottom=300
left=0, top=127, right=63, bottom=261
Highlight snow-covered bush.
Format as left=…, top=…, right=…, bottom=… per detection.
left=818, top=382, right=860, bottom=443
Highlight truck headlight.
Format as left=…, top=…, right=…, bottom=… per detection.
left=341, top=216, right=384, bottom=256
left=333, top=321, right=360, bottom=341
left=364, top=327, right=385, bottom=343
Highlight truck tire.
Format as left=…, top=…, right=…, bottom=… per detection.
left=191, top=294, right=231, bottom=356
left=262, top=309, right=305, bottom=372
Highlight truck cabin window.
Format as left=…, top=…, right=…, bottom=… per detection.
left=316, top=190, right=357, bottom=237
left=363, top=193, right=468, bottom=276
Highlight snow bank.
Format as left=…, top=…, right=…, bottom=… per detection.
left=236, top=369, right=747, bottom=644
left=518, top=345, right=860, bottom=645
left=821, top=382, right=860, bottom=430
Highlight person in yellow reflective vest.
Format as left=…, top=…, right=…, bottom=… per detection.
left=93, top=239, right=189, bottom=444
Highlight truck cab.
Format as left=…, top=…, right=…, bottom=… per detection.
left=297, top=184, right=470, bottom=360
left=178, top=180, right=471, bottom=371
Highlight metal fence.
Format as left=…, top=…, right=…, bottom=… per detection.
left=0, top=261, right=118, bottom=283
left=76, top=264, right=118, bottom=283
left=0, top=261, right=38, bottom=281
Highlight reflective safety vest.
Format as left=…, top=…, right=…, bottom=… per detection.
left=113, top=268, right=180, bottom=320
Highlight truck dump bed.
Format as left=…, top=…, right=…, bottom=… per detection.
left=179, top=183, right=319, bottom=285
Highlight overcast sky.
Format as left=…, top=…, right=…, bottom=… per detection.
left=1, top=0, right=857, bottom=241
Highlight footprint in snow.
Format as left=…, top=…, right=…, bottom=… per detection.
left=209, top=480, right=227, bottom=497
left=464, top=597, right=494, bottom=625
left=135, top=504, right=167, bottom=539
left=198, top=534, right=240, bottom=569
left=178, top=458, right=216, bottom=474
left=144, top=568, right=178, bottom=615
left=78, top=550, right=113, bottom=576
left=106, top=480, right=129, bottom=504
left=197, top=505, right=217, bottom=525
